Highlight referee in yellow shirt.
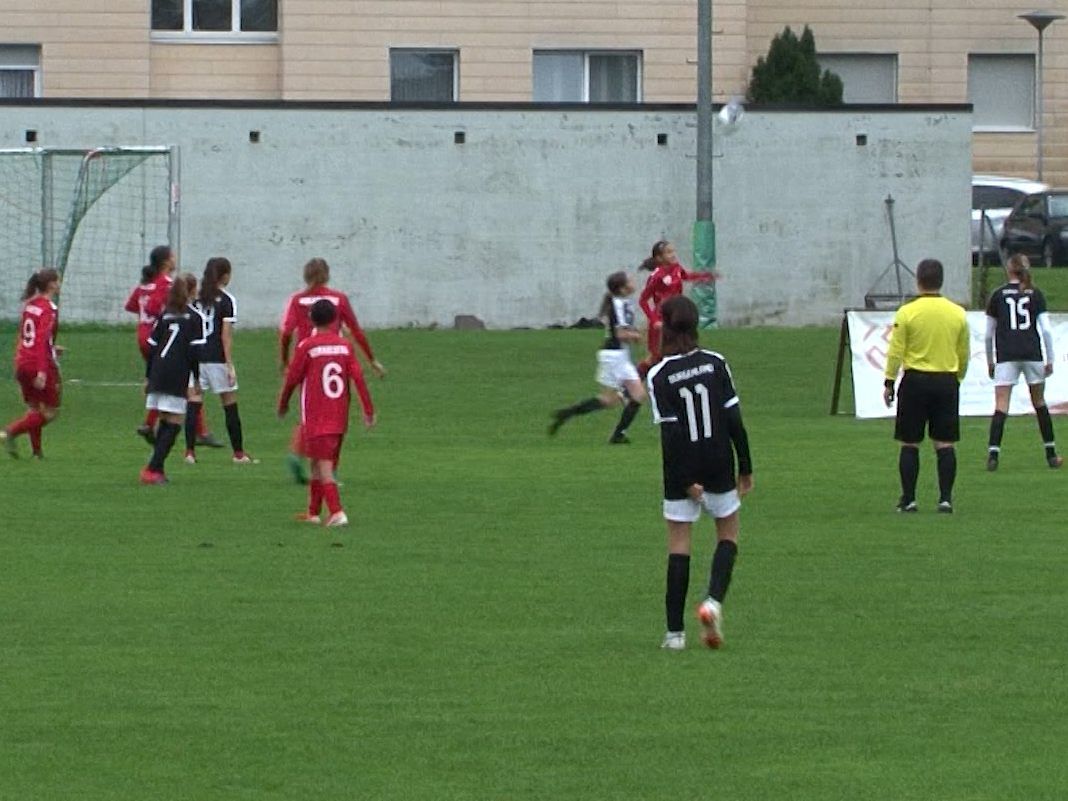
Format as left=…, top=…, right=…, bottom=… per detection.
left=883, top=259, right=970, bottom=513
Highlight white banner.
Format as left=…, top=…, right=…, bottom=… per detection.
left=847, top=310, right=1068, bottom=419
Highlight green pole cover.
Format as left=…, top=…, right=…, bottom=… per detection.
left=692, top=219, right=718, bottom=328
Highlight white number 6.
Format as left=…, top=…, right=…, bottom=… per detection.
left=322, top=361, right=345, bottom=399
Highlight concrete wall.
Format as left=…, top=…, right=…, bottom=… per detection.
left=0, top=103, right=972, bottom=328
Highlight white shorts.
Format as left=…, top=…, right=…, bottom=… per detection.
left=199, top=362, right=238, bottom=394
left=595, top=349, right=639, bottom=393
left=993, top=361, right=1046, bottom=387
left=146, top=392, right=188, bottom=415
left=663, top=490, right=741, bottom=522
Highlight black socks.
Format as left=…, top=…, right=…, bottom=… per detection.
left=708, top=540, right=738, bottom=603
left=899, top=446, right=919, bottom=503
left=149, top=421, right=180, bottom=472
left=988, top=410, right=1007, bottom=454
left=665, top=553, right=690, bottom=633
left=1036, top=405, right=1058, bottom=459
left=224, top=403, right=244, bottom=453
left=612, top=401, right=641, bottom=439
left=184, top=401, right=202, bottom=451
left=936, top=447, right=956, bottom=503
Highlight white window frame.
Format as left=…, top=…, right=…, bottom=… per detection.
left=968, top=53, right=1036, bottom=133
left=0, top=63, right=41, bottom=98
left=389, top=48, right=460, bottom=102
left=533, top=50, right=643, bottom=103
left=150, top=0, right=278, bottom=43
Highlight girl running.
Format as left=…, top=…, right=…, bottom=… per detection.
left=184, top=257, right=253, bottom=465
left=548, top=271, right=647, bottom=443
left=2, top=269, right=62, bottom=459
left=637, top=240, right=716, bottom=376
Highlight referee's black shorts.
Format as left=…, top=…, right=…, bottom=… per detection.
left=894, top=370, right=960, bottom=443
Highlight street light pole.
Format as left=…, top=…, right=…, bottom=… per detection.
left=694, top=0, right=717, bottom=326
left=1019, top=10, right=1064, bottom=181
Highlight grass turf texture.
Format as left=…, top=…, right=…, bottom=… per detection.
left=2, top=324, right=1067, bottom=801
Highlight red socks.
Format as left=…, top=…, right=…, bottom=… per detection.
left=308, top=480, right=324, bottom=517
left=8, top=410, right=45, bottom=437
left=196, top=406, right=208, bottom=437
left=145, top=408, right=159, bottom=427
left=322, top=481, right=342, bottom=515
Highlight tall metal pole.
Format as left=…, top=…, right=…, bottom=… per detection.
left=693, top=0, right=718, bottom=326
left=1019, top=11, right=1064, bottom=182
left=1037, top=27, right=1045, bottom=181
left=696, top=0, right=713, bottom=221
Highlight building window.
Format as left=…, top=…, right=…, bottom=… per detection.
left=0, top=45, right=40, bottom=98
left=151, top=0, right=278, bottom=38
left=390, top=49, right=459, bottom=102
left=816, top=53, right=897, bottom=103
left=533, top=51, right=641, bottom=103
left=968, top=54, right=1035, bottom=130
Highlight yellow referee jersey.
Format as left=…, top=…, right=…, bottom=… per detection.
left=884, top=294, right=970, bottom=381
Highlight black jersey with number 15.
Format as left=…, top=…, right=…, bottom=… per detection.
left=648, top=349, right=741, bottom=498
left=986, top=283, right=1047, bottom=363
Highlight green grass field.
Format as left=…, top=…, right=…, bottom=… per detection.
left=1, top=323, right=1067, bottom=801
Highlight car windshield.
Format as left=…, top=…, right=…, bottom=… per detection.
left=1049, top=194, right=1068, bottom=217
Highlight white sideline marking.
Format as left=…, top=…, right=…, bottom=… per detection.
left=65, top=379, right=142, bottom=388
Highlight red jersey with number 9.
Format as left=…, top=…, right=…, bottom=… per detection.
left=279, top=331, right=374, bottom=438
left=15, top=296, right=59, bottom=373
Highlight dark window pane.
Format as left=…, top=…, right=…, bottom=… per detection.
left=589, top=54, right=639, bottom=103
left=152, top=0, right=183, bottom=30
left=193, top=0, right=232, bottom=31
left=390, top=51, right=456, bottom=102
left=0, top=69, right=35, bottom=98
left=241, top=0, right=277, bottom=31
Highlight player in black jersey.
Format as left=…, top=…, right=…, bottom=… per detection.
left=184, top=257, right=254, bottom=465
left=548, top=271, right=647, bottom=443
left=647, top=296, right=753, bottom=651
left=140, top=275, right=206, bottom=484
left=985, top=254, right=1062, bottom=470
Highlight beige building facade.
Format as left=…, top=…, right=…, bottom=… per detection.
left=1, top=0, right=1065, bottom=182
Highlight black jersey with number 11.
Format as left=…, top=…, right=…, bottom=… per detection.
left=986, top=283, right=1047, bottom=363
left=648, top=349, right=742, bottom=498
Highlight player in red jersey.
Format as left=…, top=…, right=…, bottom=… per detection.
left=278, top=299, right=376, bottom=527
left=636, top=240, right=716, bottom=377
left=278, top=257, right=385, bottom=483
left=2, top=269, right=63, bottom=459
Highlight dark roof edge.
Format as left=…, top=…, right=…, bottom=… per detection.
left=0, top=98, right=973, bottom=113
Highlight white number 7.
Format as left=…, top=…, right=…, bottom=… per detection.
left=160, top=322, right=180, bottom=358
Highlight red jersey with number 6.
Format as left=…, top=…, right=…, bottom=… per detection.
left=278, top=331, right=374, bottom=438
left=124, top=275, right=173, bottom=352
left=16, top=295, right=59, bottom=373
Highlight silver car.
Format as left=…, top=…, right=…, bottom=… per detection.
left=972, top=174, right=1048, bottom=262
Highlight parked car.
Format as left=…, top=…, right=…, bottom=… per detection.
left=972, top=175, right=1047, bottom=263
left=999, top=189, right=1068, bottom=267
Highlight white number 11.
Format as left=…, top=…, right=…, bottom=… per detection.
left=679, top=385, right=713, bottom=442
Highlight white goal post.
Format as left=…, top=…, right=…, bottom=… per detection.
left=0, top=146, right=180, bottom=322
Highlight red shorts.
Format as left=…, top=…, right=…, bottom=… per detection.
left=304, top=434, right=343, bottom=463
left=17, top=365, right=62, bottom=408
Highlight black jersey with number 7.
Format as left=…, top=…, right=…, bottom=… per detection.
left=146, top=309, right=207, bottom=398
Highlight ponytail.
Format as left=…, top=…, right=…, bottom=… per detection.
left=141, top=264, right=158, bottom=284
left=1007, top=253, right=1035, bottom=292
left=599, top=271, right=629, bottom=320
left=199, top=257, right=231, bottom=306
left=22, top=268, right=60, bottom=301
left=639, top=240, right=670, bottom=272
left=166, top=273, right=192, bottom=314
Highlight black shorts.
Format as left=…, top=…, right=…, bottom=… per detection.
left=894, top=371, right=960, bottom=443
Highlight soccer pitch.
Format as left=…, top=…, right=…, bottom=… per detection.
left=2, top=325, right=1066, bottom=800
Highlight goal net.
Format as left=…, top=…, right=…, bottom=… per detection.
left=0, top=146, right=179, bottom=323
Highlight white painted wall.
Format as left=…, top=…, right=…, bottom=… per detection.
left=0, top=103, right=971, bottom=327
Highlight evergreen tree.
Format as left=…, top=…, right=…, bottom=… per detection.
left=747, top=25, right=844, bottom=105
